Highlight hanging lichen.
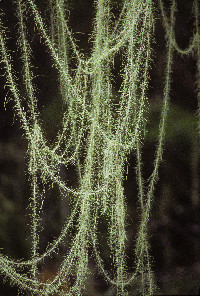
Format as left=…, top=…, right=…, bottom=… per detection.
left=0, top=0, right=199, bottom=295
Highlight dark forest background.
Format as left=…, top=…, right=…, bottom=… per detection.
left=0, top=0, right=200, bottom=295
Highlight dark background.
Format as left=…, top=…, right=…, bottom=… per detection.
left=0, top=0, right=200, bottom=295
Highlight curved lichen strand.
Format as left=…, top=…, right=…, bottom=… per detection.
left=90, top=223, right=141, bottom=287
left=133, top=1, right=175, bottom=295
left=0, top=22, right=30, bottom=138
left=72, top=120, right=98, bottom=294
left=0, top=21, right=40, bottom=284
left=0, top=235, right=80, bottom=295
left=0, top=212, right=99, bottom=295
left=0, top=256, right=49, bottom=294
left=158, top=0, right=197, bottom=56
left=90, top=0, right=114, bottom=217
left=146, top=0, right=175, bottom=208
left=1, top=200, right=79, bottom=271
left=1, top=2, right=84, bottom=173
left=28, top=136, right=40, bottom=280
left=41, top=235, right=84, bottom=295
left=104, top=142, right=125, bottom=291
left=55, top=0, right=82, bottom=64
left=26, top=0, right=89, bottom=160
left=129, top=4, right=154, bottom=151
left=53, top=0, right=86, bottom=156
left=26, top=0, right=83, bottom=106
left=55, top=0, right=68, bottom=70
left=116, top=0, right=154, bottom=153
left=16, top=2, right=41, bottom=279
left=24, top=121, right=104, bottom=198
left=114, top=161, right=127, bottom=295
left=88, top=0, right=145, bottom=72
left=53, top=62, right=88, bottom=158
left=49, top=0, right=55, bottom=43
left=17, top=0, right=38, bottom=123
